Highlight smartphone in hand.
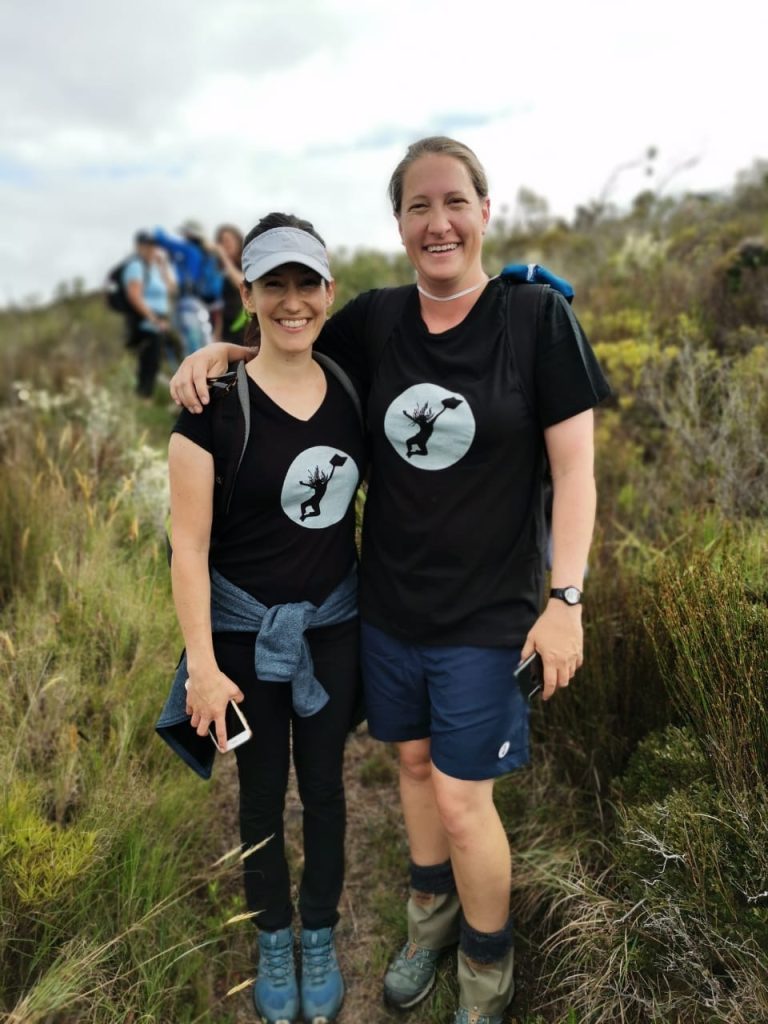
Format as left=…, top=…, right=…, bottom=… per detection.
left=209, top=700, right=252, bottom=753
left=185, top=679, right=252, bottom=752
left=513, top=652, right=542, bottom=700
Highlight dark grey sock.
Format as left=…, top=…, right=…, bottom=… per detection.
left=459, top=912, right=514, bottom=964
left=409, top=858, right=456, bottom=894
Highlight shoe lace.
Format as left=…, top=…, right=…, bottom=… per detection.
left=303, top=939, right=333, bottom=983
left=399, top=942, right=435, bottom=968
left=261, top=945, right=292, bottom=985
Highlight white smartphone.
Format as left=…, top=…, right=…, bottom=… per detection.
left=184, top=679, right=252, bottom=752
left=209, top=699, right=252, bottom=753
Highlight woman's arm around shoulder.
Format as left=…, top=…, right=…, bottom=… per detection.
left=169, top=343, right=257, bottom=413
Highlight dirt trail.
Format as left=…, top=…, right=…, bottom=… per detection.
left=217, top=727, right=529, bottom=1024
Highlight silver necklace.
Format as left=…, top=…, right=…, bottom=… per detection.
left=416, top=277, right=491, bottom=302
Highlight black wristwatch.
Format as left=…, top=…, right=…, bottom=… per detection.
left=550, top=586, right=583, bottom=606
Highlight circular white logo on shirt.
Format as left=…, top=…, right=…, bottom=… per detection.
left=498, top=741, right=511, bottom=759
left=281, top=445, right=358, bottom=530
left=384, top=383, right=475, bottom=470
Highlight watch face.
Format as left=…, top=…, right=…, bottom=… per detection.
left=564, top=586, right=581, bottom=605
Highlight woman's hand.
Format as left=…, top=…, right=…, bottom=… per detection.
left=520, top=599, right=583, bottom=700
left=185, top=666, right=244, bottom=751
left=169, top=345, right=232, bottom=412
left=169, top=343, right=256, bottom=412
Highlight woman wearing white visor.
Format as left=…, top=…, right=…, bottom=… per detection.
left=166, top=213, right=364, bottom=1024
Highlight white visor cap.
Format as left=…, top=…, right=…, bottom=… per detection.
left=242, top=227, right=332, bottom=283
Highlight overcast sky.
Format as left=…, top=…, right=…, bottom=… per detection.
left=2, top=0, right=766, bottom=305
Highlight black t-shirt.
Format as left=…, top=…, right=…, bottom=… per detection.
left=317, top=279, right=611, bottom=646
left=172, top=369, right=364, bottom=608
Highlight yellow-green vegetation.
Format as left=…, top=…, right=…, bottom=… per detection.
left=0, top=330, right=254, bottom=1021
left=2, top=162, right=768, bottom=1022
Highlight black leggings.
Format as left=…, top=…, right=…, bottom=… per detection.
left=213, top=618, right=361, bottom=931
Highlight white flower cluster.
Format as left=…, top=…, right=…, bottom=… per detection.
left=11, top=380, right=70, bottom=413
left=124, top=443, right=169, bottom=531
left=8, top=376, right=169, bottom=532
left=613, top=232, right=669, bottom=274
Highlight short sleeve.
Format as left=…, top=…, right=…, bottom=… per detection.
left=121, top=258, right=143, bottom=286
left=534, top=290, right=612, bottom=428
left=171, top=405, right=215, bottom=454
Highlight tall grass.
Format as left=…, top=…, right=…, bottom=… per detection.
left=496, top=531, right=768, bottom=1024
left=0, top=371, right=253, bottom=1021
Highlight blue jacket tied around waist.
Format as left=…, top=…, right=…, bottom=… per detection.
left=156, top=566, right=358, bottom=779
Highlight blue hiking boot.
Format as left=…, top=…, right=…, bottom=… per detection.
left=383, top=940, right=441, bottom=1009
left=300, top=926, right=345, bottom=1023
left=252, top=927, right=299, bottom=1024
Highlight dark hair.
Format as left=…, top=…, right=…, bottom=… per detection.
left=242, top=211, right=325, bottom=250
left=215, top=223, right=244, bottom=270
left=241, top=212, right=327, bottom=348
left=388, top=136, right=489, bottom=215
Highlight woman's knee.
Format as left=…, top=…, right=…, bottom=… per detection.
left=398, top=738, right=433, bottom=783
left=296, top=769, right=345, bottom=810
left=432, top=776, right=495, bottom=842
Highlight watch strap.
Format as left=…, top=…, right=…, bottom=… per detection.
left=550, top=586, right=583, bottom=606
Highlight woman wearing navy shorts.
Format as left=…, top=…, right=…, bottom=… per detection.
left=171, top=138, right=610, bottom=1024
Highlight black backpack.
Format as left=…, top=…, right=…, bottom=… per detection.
left=105, top=258, right=147, bottom=316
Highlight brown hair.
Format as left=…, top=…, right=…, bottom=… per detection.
left=388, top=136, right=489, bottom=215
left=215, top=223, right=244, bottom=270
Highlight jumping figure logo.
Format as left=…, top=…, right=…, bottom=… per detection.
left=384, top=384, right=475, bottom=470
left=281, top=446, right=358, bottom=529
left=403, top=396, right=463, bottom=458
left=299, top=454, right=348, bottom=521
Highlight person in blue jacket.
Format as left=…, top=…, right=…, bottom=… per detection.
left=152, top=219, right=223, bottom=355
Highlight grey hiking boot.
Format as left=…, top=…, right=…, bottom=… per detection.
left=383, top=940, right=441, bottom=1009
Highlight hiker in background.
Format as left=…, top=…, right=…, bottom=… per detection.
left=122, top=230, right=176, bottom=398
left=210, top=223, right=247, bottom=342
left=151, top=219, right=224, bottom=355
left=165, top=214, right=362, bottom=1024
left=169, top=137, right=610, bottom=1024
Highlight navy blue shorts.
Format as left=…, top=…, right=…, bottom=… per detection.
left=361, top=621, right=530, bottom=781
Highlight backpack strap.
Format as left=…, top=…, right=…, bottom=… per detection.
left=502, top=279, right=556, bottom=567
left=206, top=362, right=249, bottom=520
left=363, top=285, right=413, bottom=375
left=502, top=279, right=550, bottom=417
left=313, top=351, right=364, bottom=428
